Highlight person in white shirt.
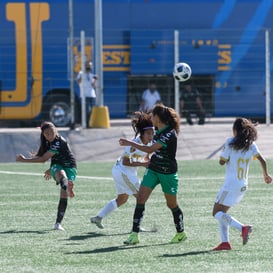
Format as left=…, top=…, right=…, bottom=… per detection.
left=212, top=117, right=272, bottom=251
left=139, top=81, right=161, bottom=112
left=77, top=61, right=98, bottom=128
left=90, top=112, right=154, bottom=229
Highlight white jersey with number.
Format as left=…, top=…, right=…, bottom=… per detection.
left=220, top=137, right=260, bottom=191
left=112, top=136, right=152, bottom=195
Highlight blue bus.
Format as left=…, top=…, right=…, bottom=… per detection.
left=1, top=0, right=273, bottom=126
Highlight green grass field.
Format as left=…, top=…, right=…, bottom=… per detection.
left=0, top=160, right=273, bottom=273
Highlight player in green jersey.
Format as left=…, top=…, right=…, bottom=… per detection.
left=119, top=104, right=187, bottom=245
left=16, top=121, right=77, bottom=231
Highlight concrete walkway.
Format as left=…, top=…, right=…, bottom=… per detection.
left=0, top=118, right=272, bottom=163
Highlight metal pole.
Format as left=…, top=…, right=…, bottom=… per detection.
left=265, top=29, right=271, bottom=126
left=95, top=0, right=103, bottom=106
left=69, top=0, right=75, bottom=127
left=174, top=30, right=180, bottom=114
left=80, top=31, right=86, bottom=128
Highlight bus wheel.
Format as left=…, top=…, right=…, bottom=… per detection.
left=42, top=94, right=71, bottom=127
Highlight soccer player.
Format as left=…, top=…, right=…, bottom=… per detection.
left=212, top=117, right=272, bottom=251
left=119, top=104, right=187, bottom=245
left=90, top=112, right=154, bottom=229
left=16, top=121, right=77, bottom=231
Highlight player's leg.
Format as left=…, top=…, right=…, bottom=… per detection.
left=132, top=185, right=152, bottom=231
left=65, top=167, right=77, bottom=198
left=91, top=194, right=129, bottom=229
left=213, top=189, right=247, bottom=231
left=213, top=202, right=232, bottom=249
left=213, top=188, right=250, bottom=248
left=165, top=193, right=187, bottom=243
left=50, top=165, right=67, bottom=230
left=52, top=166, right=68, bottom=192
left=158, top=173, right=187, bottom=243
left=54, top=187, right=68, bottom=231
left=124, top=169, right=157, bottom=245
left=91, top=165, right=136, bottom=229
left=123, top=186, right=153, bottom=245
left=51, top=166, right=77, bottom=230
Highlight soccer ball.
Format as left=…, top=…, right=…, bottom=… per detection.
left=173, top=62, right=192, bottom=82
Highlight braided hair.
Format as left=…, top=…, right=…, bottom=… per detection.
left=152, top=104, right=180, bottom=134
left=131, top=112, right=153, bottom=138
left=230, top=117, right=257, bottom=151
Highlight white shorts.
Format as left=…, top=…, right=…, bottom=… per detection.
left=214, top=185, right=247, bottom=207
left=112, top=164, right=140, bottom=195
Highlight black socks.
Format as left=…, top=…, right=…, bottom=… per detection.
left=56, top=198, right=68, bottom=223
left=132, top=204, right=145, bottom=233
left=171, top=206, right=184, bottom=233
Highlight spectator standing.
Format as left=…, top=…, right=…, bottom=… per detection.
left=77, top=61, right=98, bottom=128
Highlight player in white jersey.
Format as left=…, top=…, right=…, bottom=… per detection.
left=212, top=118, right=272, bottom=251
left=90, top=112, right=154, bottom=229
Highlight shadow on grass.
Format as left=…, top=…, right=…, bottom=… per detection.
left=0, top=229, right=51, bottom=235
left=65, top=242, right=170, bottom=255
left=67, top=231, right=130, bottom=241
left=160, top=250, right=214, bottom=257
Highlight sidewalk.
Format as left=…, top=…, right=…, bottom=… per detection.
left=1, top=118, right=272, bottom=163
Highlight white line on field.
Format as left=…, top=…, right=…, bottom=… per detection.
left=0, top=170, right=112, bottom=180
left=0, top=170, right=264, bottom=181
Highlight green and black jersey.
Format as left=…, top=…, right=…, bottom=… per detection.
left=149, top=125, right=177, bottom=174
left=49, top=136, right=77, bottom=168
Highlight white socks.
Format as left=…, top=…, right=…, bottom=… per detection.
left=214, top=211, right=243, bottom=242
left=218, top=221, right=229, bottom=242
left=97, top=199, right=118, bottom=218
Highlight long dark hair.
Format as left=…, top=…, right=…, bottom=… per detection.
left=230, top=117, right=257, bottom=151
left=131, top=112, right=153, bottom=138
left=152, top=104, right=180, bottom=134
left=36, top=121, right=58, bottom=156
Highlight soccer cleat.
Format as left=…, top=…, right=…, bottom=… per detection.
left=241, top=225, right=252, bottom=245
left=170, top=231, right=187, bottom=243
left=213, top=242, right=232, bottom=251
left=123, top=232, right=139, bottom=245
left=54, top=223, right=65, bottom=231
left=68, top=181, right=75, bottom=198
left=90, top=216, right=104, bottom=229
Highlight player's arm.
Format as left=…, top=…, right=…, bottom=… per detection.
left=122, top=156, right=149, bottom=167
left=255, top=154, right=272, bottom=184
left=16, top=151, right=55, bottom=163
left=119, top=138, right=162, bottom=154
